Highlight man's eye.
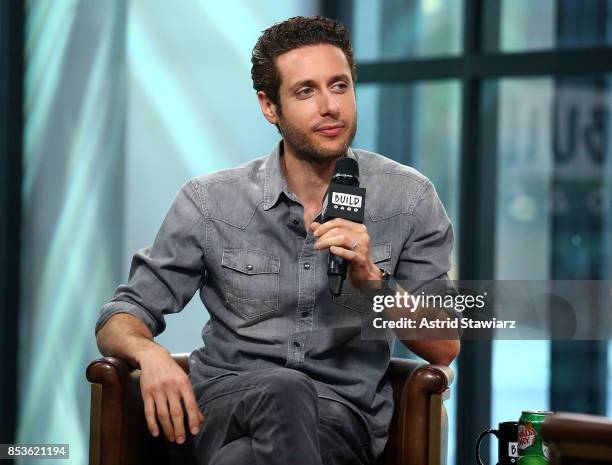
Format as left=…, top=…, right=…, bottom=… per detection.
left=298, top=88, right=313, bottom=97
left=333, top=82, right=348, bottom=91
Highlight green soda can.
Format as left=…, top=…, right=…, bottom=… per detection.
left=517, top=410, right=553, bottom=464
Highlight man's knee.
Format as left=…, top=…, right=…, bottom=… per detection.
left=260, top=368, right=317, bottom=406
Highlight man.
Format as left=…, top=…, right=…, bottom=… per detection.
left=95, top=16, right=460, bottom=465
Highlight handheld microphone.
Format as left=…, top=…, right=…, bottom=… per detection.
left=320, top=157, right=366, bottom=296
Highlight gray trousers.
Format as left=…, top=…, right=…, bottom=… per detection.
left=173, top=367, right=374, bottom=465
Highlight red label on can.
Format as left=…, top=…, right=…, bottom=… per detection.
left=518, top=422, right=537, bottom=450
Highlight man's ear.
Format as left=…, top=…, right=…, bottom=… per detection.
left=257, top=91, right=279, bottom=125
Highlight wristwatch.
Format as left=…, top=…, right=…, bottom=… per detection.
left=378, top=267, right=395, bottom=294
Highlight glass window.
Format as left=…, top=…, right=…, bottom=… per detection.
left=485, top=0, right=612, bottom=52
left=488, top=75, right=612, bottom=461
left=351, top=0, right=463, bottom=61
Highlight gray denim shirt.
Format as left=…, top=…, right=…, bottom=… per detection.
left=95, top=141, right=454, bottom=459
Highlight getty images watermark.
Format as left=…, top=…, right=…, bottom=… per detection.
left=370, top=289, right=515, bottom=330
left=354, top=280, right=612, bottom=341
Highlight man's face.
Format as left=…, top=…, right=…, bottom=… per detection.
left=261, top=44, right=357, bottom=163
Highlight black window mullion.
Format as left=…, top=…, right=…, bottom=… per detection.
left=357, top=47, right=612, bottom=84
left=455, top=2, right=496, bottom=465
left=322, top=0, right=352, bottom=31
left=0, top=0, right=24, bottom=455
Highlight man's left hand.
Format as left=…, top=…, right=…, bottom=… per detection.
left=310, top=218, right=381, bottom=289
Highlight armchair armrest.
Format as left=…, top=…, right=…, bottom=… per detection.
left=542, top=412, right=612, bottom=464
left=380, top=358, right=454, bottom=465
left=87, top=356, right=183, bottom=465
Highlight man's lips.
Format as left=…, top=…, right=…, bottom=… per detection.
left=315, top=125, right=344, bottom=137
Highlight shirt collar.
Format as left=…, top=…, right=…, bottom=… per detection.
left=262, top=141, right=288, bottom=211
left=263, top=140, right=358, bottom=211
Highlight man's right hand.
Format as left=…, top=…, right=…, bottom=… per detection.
left=137, top=346, right=204, bottom=444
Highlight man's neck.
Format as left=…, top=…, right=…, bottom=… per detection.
left=281, top=142, right=342, bottom=209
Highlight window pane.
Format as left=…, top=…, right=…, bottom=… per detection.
left=491, top=75, right=612, bottom=278
left=493, top=79, right=555, bottom=279
left=486, top=0, right=612, bottom=52
left=351, top=0, right=463, bottom=61
left=354, top=80, right=461, bottom=464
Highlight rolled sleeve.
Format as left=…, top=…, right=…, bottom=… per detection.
left=95, top=179, right=206, bottom=337
left=95, top=300, right=164, bottom=337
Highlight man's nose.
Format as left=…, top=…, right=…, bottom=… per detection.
left=318, top=90, right=340, bottom=117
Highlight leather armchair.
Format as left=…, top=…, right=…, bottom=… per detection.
left=542, top=412, right=612, bottom=464
left=86, top=354, right=453, bottom=465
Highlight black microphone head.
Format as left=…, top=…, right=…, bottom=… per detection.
left=332, top=157, right=359, bottom=183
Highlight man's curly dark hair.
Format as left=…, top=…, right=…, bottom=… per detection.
left=251, top=16, right=356, bottom=110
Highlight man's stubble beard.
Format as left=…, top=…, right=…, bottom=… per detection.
left=277, top=110, right=358, bottom=164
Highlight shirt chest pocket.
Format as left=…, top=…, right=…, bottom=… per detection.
left=221, top=247, right=280, bottom=320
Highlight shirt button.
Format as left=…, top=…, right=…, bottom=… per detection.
left=293, top=341, right=301, bottom=348
left=293, top=219, right=299, bottom=226
left=301, top=311, right=308, bottom=318
left=303, top=263, right=310, bottom=270
left=246, top=264, right=253, bottom=271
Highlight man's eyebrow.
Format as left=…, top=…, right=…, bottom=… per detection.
left=328, top=73, right=351, bottom=84
left=289, top=74, right=351, bottom=92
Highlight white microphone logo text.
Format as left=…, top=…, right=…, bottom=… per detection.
left=332, top=192, right=362, bottom=209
